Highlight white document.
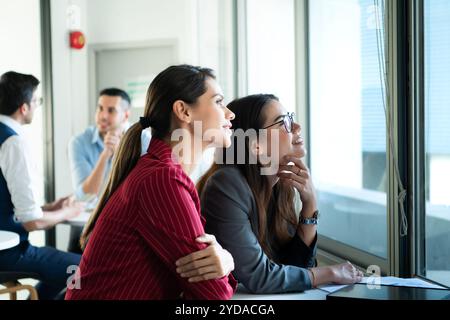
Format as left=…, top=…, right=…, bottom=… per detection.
left=359, top=276, right=446, bottom=289
left=317, top=284, right=349, bottom=294
left=317, top=276, right=446, bottom=294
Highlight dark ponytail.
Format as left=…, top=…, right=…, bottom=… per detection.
left=80, top=64, right=216, bottom=249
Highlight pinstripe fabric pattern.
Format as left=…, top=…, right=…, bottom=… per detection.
left=65, top=138, right=236, bottom=300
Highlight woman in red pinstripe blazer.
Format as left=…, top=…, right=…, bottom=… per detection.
left=65, top=65, right=237, bottom=300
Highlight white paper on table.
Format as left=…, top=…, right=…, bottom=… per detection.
left=317, top=277, right=446, bottom=294
left=317, top=284, right=350, bottom=294
left=359, top=276, right=446, bottom=289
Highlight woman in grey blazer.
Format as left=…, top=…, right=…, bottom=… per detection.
left=176, top=94, right=364, bottom=294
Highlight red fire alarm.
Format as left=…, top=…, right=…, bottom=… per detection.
left=70, top=31, right=86, bottom=49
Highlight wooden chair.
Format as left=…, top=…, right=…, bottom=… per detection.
left=0, top=272, right=39, bottom=300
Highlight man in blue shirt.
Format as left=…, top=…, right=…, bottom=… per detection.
left=68, top=88, right=133, bottom=253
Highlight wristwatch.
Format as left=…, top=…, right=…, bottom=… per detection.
left=299, top=210, right=319, bottom=225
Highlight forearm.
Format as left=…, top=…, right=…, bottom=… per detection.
left=308, top=266, right=336, bottom=287
left=22, top=209, right=67, bottom=231
left=297, top=202, right=318, bottom=246
left=297, top=225, right=317, bottom=247
left=82, top=153, right=109, bottom=195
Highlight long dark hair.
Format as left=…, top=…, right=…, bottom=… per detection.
left=80, top=65, right=216, bottom=249
left=197, top=94, right=298, bottom=258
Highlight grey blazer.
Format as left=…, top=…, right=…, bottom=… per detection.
left=201, top=165, right=317, bottom=294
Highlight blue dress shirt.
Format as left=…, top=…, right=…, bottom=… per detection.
left=68, top=125, right=151, bottom=201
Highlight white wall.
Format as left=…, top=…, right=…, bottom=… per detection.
left=0, top=0, right=43, bottom=196
left=86, top=0, right=199, bottom=64
left=50, top=0, right=89, bottom=249
left=0, top=0, right=44, bottom=247
left=0, top=1, right=42, bottom=76
left=51, top=0, right=89, bottom=200
left=85, top=0, right=235, bottom=100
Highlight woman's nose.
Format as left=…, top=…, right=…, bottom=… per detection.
left=226, top=107, right=235, bottom=121
left=292, top=122, right=301, bottom=133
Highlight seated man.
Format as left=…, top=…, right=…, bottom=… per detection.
left=0, top=71, right=83, bottom=300
left=68, top=88, right=150, bottom=253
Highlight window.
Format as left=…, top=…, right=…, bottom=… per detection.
left=309, top=0, right=388, bottom=260
left=424, top=0, right=450, bottom=287
left=197, top=0, right=236, bottom=102
left=189, top=0, right=237, bottom=183
left=246, top=0, right=296, bottom=113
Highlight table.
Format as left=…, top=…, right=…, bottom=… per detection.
left=231, top=284, right=327, bottom=300
left=62, top=212, right=91, bottom=227
left=231, top=278, right=449, bottom=300
left=0, top=231, right=20, bottom=251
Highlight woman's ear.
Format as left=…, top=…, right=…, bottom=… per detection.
left=172, top=100, right=192, bottom=124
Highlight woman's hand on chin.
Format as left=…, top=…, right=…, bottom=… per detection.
left=277, top=155, right=317, bottom=206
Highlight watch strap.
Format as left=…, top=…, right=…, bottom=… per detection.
left=299, top=210, right=319, bottom=225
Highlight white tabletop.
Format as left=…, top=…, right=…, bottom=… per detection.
left=62, top=211, right=91, bottom=227
left=231, top=284, right=328, bottom=300
left=0, top=230, right=20, bottom=250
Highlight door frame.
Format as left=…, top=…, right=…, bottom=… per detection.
left=88, top=39, right=179, bottom=124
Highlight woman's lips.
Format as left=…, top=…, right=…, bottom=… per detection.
left=223, top=124, right=232, bottom=133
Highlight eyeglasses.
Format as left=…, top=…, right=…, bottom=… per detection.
left=30, top=97, right=43, bottom=106
left=262, top=112, right=295, bottom=133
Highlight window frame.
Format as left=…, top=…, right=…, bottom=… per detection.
left=414, top=0, right=450, bottom=287
left=409, top=0, right=426, bottom=278
left=40, top=0, right=56, bottom=247
left=387, top=0, right=411, bottom=278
